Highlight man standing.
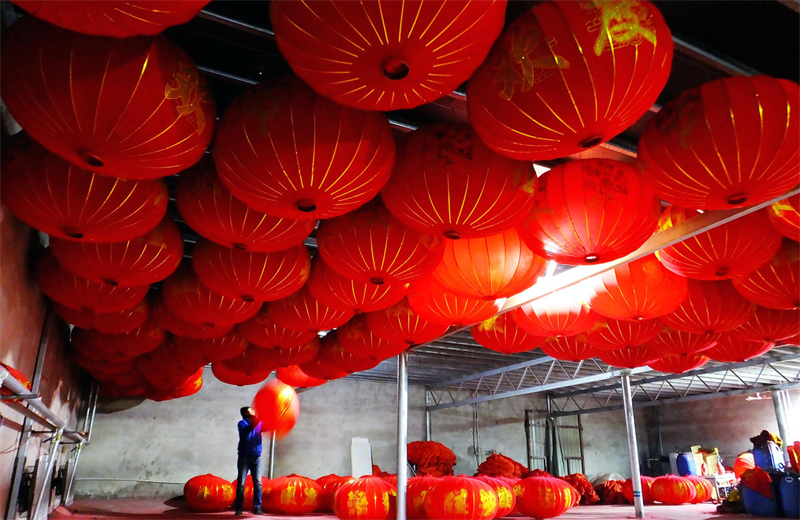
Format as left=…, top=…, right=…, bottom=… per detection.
left=234, top=407, right=263, bottom=515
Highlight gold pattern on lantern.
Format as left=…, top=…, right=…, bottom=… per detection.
left=493, top=24, right=569, bottom=100
left=582, top=1, right=657, bottom=56
left=303, top=487, right=318, bottom=506
left=479, top=489, right=498, bottom=517
left=497, top=486, right=514, bottom=508
left=382, top=491, right=390, bottom=513
left=445, top=489, right=469, bottom=514
left=479, top=316, right=503, bottom=332
left=347, top=490, right=369, bottom=516
left=281, top=485, right=297, bottom=505
left=165, top=64, right=211, bottom=134
left=772, top=199, right=796, bottom=218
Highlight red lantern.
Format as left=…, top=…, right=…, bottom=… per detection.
left=38, top=251, right=149, bottom=312
left=430, top=228, right=547, bottom=300
left=50, top=217, right=182, bottom=287
left=582, top=318, right=662, bottom=351
left=151, top=297, right=234, bottom=339
left=184, top=474, right=235, bottom=512
left=161, top=265, right=261, bottom=327
left=146, top=372, right=203, bottom=402
left=468, top=1, right=672, bottom=161
left=12, top=1, right=209, bottom=37
left=768, top=195, right=800, bottom=241
left=318, top=200, right=444, bottom=286
left=139, top=353, right=204, bottom=391
left=1, top=17, right=215, bottom=179
left=268, top=476, right=323, bottom=514
left=647, top=327, right=720, bottom=356
left=598, top=345, right=660, bottom=369
left=587, top=254, right=689, bottom=320
left=173, top=331, right=248, bottom=364
left=656, top=207, right=783, bottom=280
left=231, top=476, right=271, bottom=512
left=72, top=321, right=165, bottom=361
left=512, top=476, right=578, bottom=519
left=651, top=475, right=696, bottom=505
left=315, top=335, right=381, bottom=375
left=193, top=240, right=310, bottom=303
left=337, top=316, right=408, bottom=361
left=661, top=280, right=755, bottom=334
left=471, top=313, right=545, bottom=355
left=424, top=476, right=498, bottom=520
left=408, top=278, right=504, bottom=327
left=518, top=160, right=661, bottom=265
left=176, top=159, right=315, bottom=252
left=734, top=453, right=755, bottom=479
left=299, top=353, right=348, bottom=382
left=319, top=475, right=357, bottom=513
left=365, top=298, right=449, bottom=346
left=239, top=305, right=318, bottom=350
left=333, top=476, right=396, bottom=520
left=685, top=476, right=713, bottom=504
left=307, top=260, right=407, bottom=314
left=648, top=353, right=709, bottom=374
left=269, top=287, right=354, bottom=333
left=540, top=336, right=600, bottom=363
left=55, top=300, right=149, bottom=334
left=733, top=241, right=800, bottom=311
left=252, top=379, right=300, bottom=440
left=407, top=476, right=439, bottom=520
left=1, top=137, right=167, bottom=242
left=214, top=78, right=394, bottom=221
left=732, top=307, right=799, bottom=342
left=512, top=286, right=599, bottom=337
left=704, top=334, right=774, bottom=363
left=268, top=339, right=322, bottom=368
left=622, top=477, right=655, bottom=505
left=211, top=360, right=271, bottom=387
left=270, top=1, right=505, bottom=111
left=382, top=124, right=537, bottom=240
left=638, top=76, right=800, bottom=209
left=277, top=365, right=326, bottom=389
left=473, top=476, right=515, bottom=519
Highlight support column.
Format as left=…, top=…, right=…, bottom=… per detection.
left=425, top=390, right=431, bottom=442
left=396, top=353, right=409, bottom=520
left=772, top=389, right=795, bottom=456
left=268, top=431, right=277, bottom=479
left=621, top=373, right=644, bottom=519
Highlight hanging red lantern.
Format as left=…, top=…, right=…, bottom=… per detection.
left=473, top=476, right=515, bottom=519
left=424, top=476, right=498, bottom=520
left=648, top=353, right=709, bottom=374
left=651, top=475, right=696, bottom=505
left=332, top=476, right=396, bottom=520
left=183, top=474, right=235, bottom=512
left=704, top=333, right=774, bottom=363
left=176, top=158, right=315, bottom=252
left=1, top=137, right=167, bottom=242
left=239, top=305, right=318, bottom=350
left=277, top=365, right=327, bottom=389
left=252, top=379, right=300, bottom=440
left=512, top=476, right=578, bottom=519
left=622, top=477, right=656, bottom=505
left=307, top=260, right=407, bottom=314
left=214, top=78, right=394, bottom=220
left=218, top=346, right=279, bottom=382
left=586, top=254, right=689, bottom=320
left=382, top=124, right=537, bottom=240
left=138, top=352, right=205, bottom=391
left=38, top=251, right=149, bottom=312
left=767, top=195, right=800, bottom=241
left=337, top=316, right=408, bottom=361
left=656, top=207, right=783, bottom=280
left=299, top=353, right=348, bottom=382
left=317, top=200, right=444, bottom=286
left=598, top=345, right=660, bottom=369
left=72, top=321, right=165, bottom=361
left=582, top=318, right=662, bottom=351
left=173, top=331, right=249, bottom=364
left=638, top=76, right=800, bottom=209
left=518, top=160, right=661, bottom=265
left=733, top=241, right=800, bottom=311
left=512, top=286, right=599, bottom=337
left=365, top=298, right=450, bottom=346
left=1, top=17, right=215, bottom=179
left=540, top=336, right=601, bottom=363
left=55, top=300, right=149, bottom=334
left=471, top=313, right=545, bottom=355
left=269, top=475, right=322, bottom=514
left=146, top=372, right=204, bottom=402
left=161, top=265, right=261, bottom=327
left=269, top=287, right=355, bottom=333
left=408, top=278, right=504, bottom=327
left=661, top=280, right=755, bottom=334
left=647, top=327, right=720, bottom=356
left=151, top=297, right=234, bottom=339
left=732, top=307, right=799, bottom=342
left=430, top=228, right=547, bottom=300
left=270, top=1, right=505, bottom=111
left=468, top=0, right=672, bottom=161
left=268, top=339, right=322, bottom=368
left=211, top=361, right=271, bottom=387
left=315, top=335, right=381, bottom=375
left=50, top=217, right=182, bottom=287
left=193, top=240, right=310, bottom=303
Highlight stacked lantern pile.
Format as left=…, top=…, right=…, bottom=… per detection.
left=2, top=0, right=798, bottom=405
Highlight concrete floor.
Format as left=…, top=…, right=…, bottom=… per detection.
left=53, top=499, right=785, bottom=520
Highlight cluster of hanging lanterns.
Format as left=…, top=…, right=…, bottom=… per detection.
left=1, top=0, right=797, bottom=401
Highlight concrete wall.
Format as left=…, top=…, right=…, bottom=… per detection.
left=580, top=407, right=649, bottom=481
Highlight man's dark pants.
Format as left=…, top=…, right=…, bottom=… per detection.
left=234, top=454, right=262, bottom=511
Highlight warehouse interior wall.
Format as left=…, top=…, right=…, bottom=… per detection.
left=580, top=407, right=650, bottom=481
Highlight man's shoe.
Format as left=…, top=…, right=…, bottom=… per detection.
left=253, top=507, right=264, bottom=515
left=234, top=510, right=243, bottom=516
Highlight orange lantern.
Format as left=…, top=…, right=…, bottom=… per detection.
left=656, top=207, right=782, bottom=280
left=268, top=339, right=322, bottom=368
left=173, top=331, right=248, bottom=364
left=518, top=160, right=660, bottom=265
left=184, top=474, right=235, bottom=512
left=424, top=476, right=498, bottom=520
left=648, top=353, right=709, bottom=374
left=661, top=280, right=755, bottom=334
left=651, top=475, right=696, bottom=505
left=586, top=254, right=689, bottom=320
left=72, top=321, right=165, bottom=361
left=468, top=0, right=672, bottom=161
left=540, top=336, right=601, bottom=363
left=382, top=124, right=537, bottom=240
left=704, top=334, right=774, bottom=363
left=192, top=240, right=310, bottom=303
left=270, top=1, right=506, bottom=111
left=252, top=379, right=300, bottom=439
left=430, top=228, right=547, bottom=300
left=307, top=260, right=407, bottom=314
left=50, top=217, right=182, bottom=287
left=365, top=298, right=450, bottom=346
left=1, top=137, right=167, bottom=242
left=408, top=278, right=504, bottom=327
left=638, top=76, right=799, bottom=210
left=269, top=287, right=354, bottom=333
left=622, top=477, right=655, bottom=505
left=1, top=17, right=215, bottom=179
left=582, top=318, right=662, bottom=351
left=337, top=316, right=408, bottom=361
left=732, top=241, right=800, bottom=311
left=734, top=453, right=756, bottom=479
left=268, top=475, right=322, bottom=514
left=767, top=195, right=800, bottom=241
left=732, top=307, right=799, bottom=342
left=176, top=158, right=315, bottom=252
left=512, top=286, right=599, bottom=337
left=647, top=327, right=720, bottom=356
left=471, top=313, right=545, bottom=355
left=276, top=365, right=326, bottom=389
left=599, top=345, right=660, bottom=369
left=512, top=476, right=578, bottom=519
left=214, top=78, right=394, bottom=221
left=239, top=305, right=318, bottom=350
left=332, top=476, right=396, bottom=520
left=317, top=199, right=444, bottom=286
left=54, top=300, right=149, bottom=334
left=151, top=297, right=234, bottom=339
left=473, top=476, right=515, bottom=519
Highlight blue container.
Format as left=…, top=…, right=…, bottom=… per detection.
left=780, top=474, right=800, bottom=519
left=741, top=484, right=781, bottom=517
left=676, top=453, right=698, bottom=476
left=754, top=441, right=786, bottom=471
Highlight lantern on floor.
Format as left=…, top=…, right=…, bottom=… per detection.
left=1, top=137, right=168, bottom=242
left=54, top=300, right=149, bottom=334
left=184, top=474, right=235, bottom=512
left=72, top=321, right=165, bottom=361
left=269, top=287, right=355, bottom=333
left=407, top=476, right=439, bottom=520
left=332, top=476, right=396, bottom=520
left=513, top=476, right=578, bottom=519
left=473, top=476, right=515, bottom=519
left=239, top=305, right=318, bottom=350
left=734, top=454, right=756, bottom=479
left=337, top=316, right=408, bottom=361
left=582, top=318, right=662, bottom=351
left=651, top=475, right=696, bottom=505
left=540, top=336, right=600, bottom=363
left=365, top=298, right=450, bottom=346
left=686, top=476, right=713, bottom=504
left=732, top=307, right=799, bottom=342
left=661, top=280, right=755, bottom=334
left=151, top=297, right=234, bottom=339
left=408, top=278, right=504, bottom=327
left=277, top=365, right=326, bottom=389
left=622, top=477, right=655, bottom=505
left=430, top=228, right=547, bottom=300
left=214, top=78, right=394, bottom=221
left=468, top=0, right=672, bottom=161
left=173, top=331, right=249, bottom=364
left=512, top=286, right=599, bottom=337
left=270, top=1, right=505, bottom=111
left=768, top=195, right=800, bottom=241
left=424, top=476, right=498, bottom=520
left=656, top=207, right=782, bottom=280
left=307, top=260, right=407, bottom=314
left=267, top=339, right=321, bottom=368
left=647, top=328, right=720, bottom=356
left=648, top=353, right=709, bottom=374
left=471, top=313, right=545, bottom=355
left=517, top=160, right=660, bottom=265
left=317, top=200, right=444, bottom=286
left=252, top=379, right=299, bottom=439
left=193, top=240, right=310, bottom=303
left=638, top=76, right=799, bottom=209
left=269, top=475, right=322, bottom=514
left=382, top=124, right=537, bottom=240
left=732, top=241, right=800, bottom=311
left=1, top=17, right=215, bottom=179
left=586, top=254, right=689, bottom=321
left=599, top=345, right=660, bottom=369
left=176, top=158, right=315, bottom=252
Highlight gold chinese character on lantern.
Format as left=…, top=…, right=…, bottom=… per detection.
left=583, top=1, right=657, bottom=56
left=164, top=64, right=211, bottom=134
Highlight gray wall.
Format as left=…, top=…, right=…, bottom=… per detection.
left=581, top=407, right=649, bottom=480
